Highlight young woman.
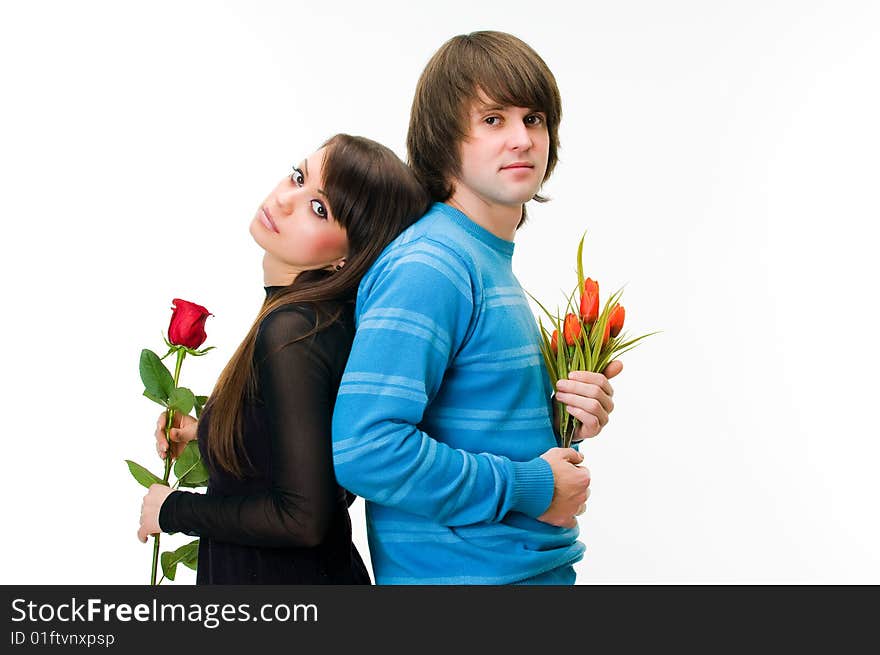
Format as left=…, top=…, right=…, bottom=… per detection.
left=136, top=134, right=429, bottom=584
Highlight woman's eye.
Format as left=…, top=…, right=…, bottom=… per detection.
left=525, top=114, right=544, bottom=125
left=289, top=168, right=304, bottom=186
left=484, top=116, right=500, bottom=126
left=311, top=199, right=327, bottom=218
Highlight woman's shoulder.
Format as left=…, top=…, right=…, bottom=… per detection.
left=257, top=300, right=354, bottom=350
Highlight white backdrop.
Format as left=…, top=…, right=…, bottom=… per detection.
left=1, top=0, right=877, bottom=584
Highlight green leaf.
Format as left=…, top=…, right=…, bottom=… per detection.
left=173, top=440, right=207, bottom=484
left=142, top=389, right=168, bottom=407
left=161, top=540, right=200, bottom=581
left=168, top=387, right=195, bottom=416
left=537, top=318, right=558, bottom=388
left=178, top=458, right=209, bottom=488
left=576, top=231, right=586, bottom=303
left=524, top=288, right=561, bottom=326
left=180, top=539, right=200, bottom=570
left=125, top=460, right=165, bottom=489
left=160, top=551, right=178, bottom=581
left=139, top=350, right=174, bottom=403
left=194, top=395, right=208, bottom=419
left=563, top=284, right=579, bottom=316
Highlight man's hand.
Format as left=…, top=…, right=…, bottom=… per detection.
left=536, top=447, right=591, bottom=529
left=155, top=411, right=198, bottom=461
left=555, top=360, right=623, bottom=442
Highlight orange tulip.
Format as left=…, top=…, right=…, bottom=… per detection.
left=579, top=278, right=599, bottom=324
left=550, top=330, right=559, bottom=355
left=563, top=313, right=582, bottom=346
left=609, top=304, right=625, bottom=338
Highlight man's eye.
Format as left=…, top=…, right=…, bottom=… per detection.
left=484, top=116, right=500, bottom=126
left=526, top=114, right=544, bottom=125
left=311, top=200, right=327, bottom=218
left=289, top=168, right=304, bottom=186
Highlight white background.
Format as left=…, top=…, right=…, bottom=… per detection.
left=1, top=0, right=878, bottom=584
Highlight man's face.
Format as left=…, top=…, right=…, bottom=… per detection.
left=453, top=93, right=550, bottom=211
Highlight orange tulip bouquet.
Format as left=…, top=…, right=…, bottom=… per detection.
left=127, top=299, right=214, bottom=584
left=529, top=235, right=658, bottom=448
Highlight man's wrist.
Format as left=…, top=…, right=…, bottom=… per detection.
left=510, top=458, right=555, bottom=518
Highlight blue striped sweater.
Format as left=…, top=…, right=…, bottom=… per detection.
left=331, top=202, right=585, bottom=584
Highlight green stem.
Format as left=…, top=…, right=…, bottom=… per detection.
left=151, top=347, right=186, bottom=586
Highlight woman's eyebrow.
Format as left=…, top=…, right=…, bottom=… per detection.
left=302, top=158, right=328, bottom=197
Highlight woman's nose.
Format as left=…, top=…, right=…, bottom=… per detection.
left=275, top=186, right=299, bottom=214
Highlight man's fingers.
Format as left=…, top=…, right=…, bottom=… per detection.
left=554, top=389, right=613, bottom=416
left=602, top=359, right=623, bottom=380
left=558, top=377, right=615, bottom=410
left=561, top=448, right=584, bottom=464
left=565, top=369, right=612, bottom=393
left=566, top=406, right=606, bottom=435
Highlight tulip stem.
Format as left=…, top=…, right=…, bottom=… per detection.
left=151, top=347, right=187, bottom=586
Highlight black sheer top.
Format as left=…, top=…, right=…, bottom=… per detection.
left=158, top=287, right=370, bottom=584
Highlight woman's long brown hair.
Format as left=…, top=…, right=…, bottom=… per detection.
left=204, top=134, right=429, bottom=478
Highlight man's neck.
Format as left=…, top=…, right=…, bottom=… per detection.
left=445, top=190, right=521, bottom=242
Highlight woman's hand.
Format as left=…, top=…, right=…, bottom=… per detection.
left=137, top=483, right=174, bottom=543
left=155, top=411, right=198, bottom=461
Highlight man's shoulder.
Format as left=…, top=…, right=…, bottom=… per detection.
left=368, top=204, right=475, bottom=276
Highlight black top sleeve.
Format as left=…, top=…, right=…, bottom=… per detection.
left=159, top=305, right=346, bottom=548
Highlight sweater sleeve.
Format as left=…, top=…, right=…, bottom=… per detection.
left=159, top=307, right=342, bottom=548
left=331, top=239, right=554, bottom=526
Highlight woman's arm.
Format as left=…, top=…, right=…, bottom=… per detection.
left=152, top=307, right=343, bottom=548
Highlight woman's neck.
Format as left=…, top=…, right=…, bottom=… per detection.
left=262, top=253, right=301, bottom=287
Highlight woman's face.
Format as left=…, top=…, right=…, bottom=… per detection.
left=249, top=147, right=348, bottom=273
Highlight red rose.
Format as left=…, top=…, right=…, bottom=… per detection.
left=579, top=278, right=600, bottom=324
left=550, top=329, right=559, bottom=355
left=563, top=313, right=582, bottom=346
left=168, top=299, right=212, bottom=349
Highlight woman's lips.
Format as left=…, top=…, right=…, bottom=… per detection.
left=259, top=206, right=279, bottom=233
left=501, top=162, right=534, bottom=170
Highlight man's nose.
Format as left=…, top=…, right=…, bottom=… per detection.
left=507, top=122, right=533, bottom=151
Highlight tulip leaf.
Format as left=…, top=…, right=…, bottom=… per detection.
left=524, top=289, right=561, bottom=326
left=194, top=395, right=208, bottom=419
left=168, top=387, right=195, bottom=416
left=125, top=460, right=165, bottom=489
left=576, top=231, right=586, bottom=303
left=537, top=318, right=558, bottom=387
left=140, top=349, right=174, bottom=402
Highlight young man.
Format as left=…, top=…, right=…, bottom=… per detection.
left=331, top=31, right=622, bottom=585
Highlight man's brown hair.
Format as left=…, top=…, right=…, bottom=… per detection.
left=406, top=31, right=562, bottom=224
